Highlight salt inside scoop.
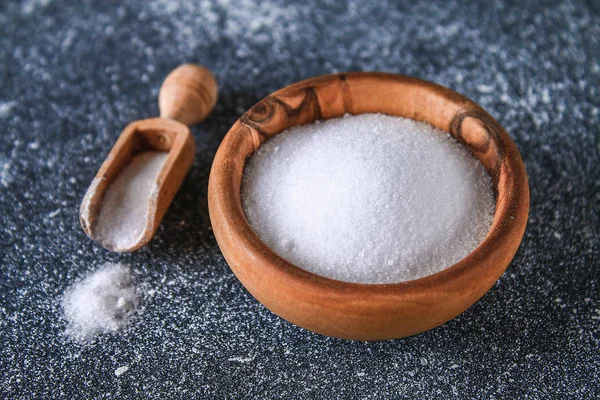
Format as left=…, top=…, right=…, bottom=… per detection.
left=94, top=151, right=168, bottom=251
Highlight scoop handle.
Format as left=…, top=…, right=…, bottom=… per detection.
left=158, top=64, right=218, bottom=126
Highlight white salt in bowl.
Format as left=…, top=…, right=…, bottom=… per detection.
left=208, top=72, right=529, bottom=340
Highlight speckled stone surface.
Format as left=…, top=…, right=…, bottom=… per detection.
left=1, top=0, right=598, bottom=398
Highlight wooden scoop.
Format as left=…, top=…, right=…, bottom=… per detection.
left=80, top=64, right=218, bottom=252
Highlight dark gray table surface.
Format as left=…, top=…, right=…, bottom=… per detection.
left=1, top=0, right=599, bottom=398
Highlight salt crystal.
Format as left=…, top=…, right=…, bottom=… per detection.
left=242, top=114, right=495, bottom=284
left=62, top=263, right=139, bottom=341
left=94, top=152, right=168, bottom=250
left=115, top=365, right=130, bottom=377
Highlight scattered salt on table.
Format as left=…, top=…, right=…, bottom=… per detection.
left=242, top=113, right=495, bottom=284
left=95, top=152, right=168, bottom=250
left=62, top=263, right=139, bottom=341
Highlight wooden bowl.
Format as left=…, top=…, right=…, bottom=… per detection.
left=208, top=72, right=529, bottom=340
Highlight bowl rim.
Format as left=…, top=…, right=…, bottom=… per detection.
left=208, top=72, right=529, bottom=298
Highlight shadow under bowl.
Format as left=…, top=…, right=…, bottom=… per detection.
left=208, top=72, right=529, bottom=340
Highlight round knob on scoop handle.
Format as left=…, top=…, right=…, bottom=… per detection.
left=158, top=64, right=218, bottom=126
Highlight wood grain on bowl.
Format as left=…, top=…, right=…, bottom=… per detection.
left=208, top=72, right=529, bottom=340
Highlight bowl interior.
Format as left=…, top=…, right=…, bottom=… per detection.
left=226, top=73, right=522, bottom=274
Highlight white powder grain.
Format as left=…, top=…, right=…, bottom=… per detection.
left=242, top=114, right=495, bottom=284
left=0, top=100, right=16, bottom=118
left=114, top=365, right=130, bottom=377
left=94, top=152, right=168, bottom=251
left=62, top=263, right=139, bottom=341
